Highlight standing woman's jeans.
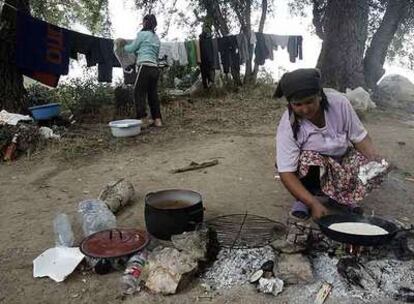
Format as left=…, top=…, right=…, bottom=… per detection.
left=134, top=65, right=162, bottom=120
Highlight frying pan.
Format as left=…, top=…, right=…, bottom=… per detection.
left=316, top=213, right=412, bottom=246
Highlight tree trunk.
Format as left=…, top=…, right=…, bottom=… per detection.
left=363, top=0, right=410, bottom=89
left=250, top=0, right=267, bottom=83
left=242, top=0, right=253, bottom=84
left=317, top=0, right=368, bottom=91
left=0, top=0, right=30, bottom=113
left=204, top=0, right=230, bottom=36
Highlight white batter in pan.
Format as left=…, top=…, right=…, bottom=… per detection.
left=328, top=222, right=389, bottom=236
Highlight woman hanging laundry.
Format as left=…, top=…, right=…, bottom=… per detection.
left=124, top=14, right=162, bottom=127
left=274, top=68, right=388, bottom=220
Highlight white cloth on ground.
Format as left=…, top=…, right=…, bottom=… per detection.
left=0, top=110, right=33, bottom=126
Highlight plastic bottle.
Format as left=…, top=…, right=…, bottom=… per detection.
left=3, top=134, right=18, bottom=161
left=120, top=251, right=147, bottom=295
left=53, top=213, right=75, bottom=247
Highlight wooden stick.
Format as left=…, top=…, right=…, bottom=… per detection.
left=171, top=159, right=219, bottom=174
left=405, top=177, right=414, bottom=182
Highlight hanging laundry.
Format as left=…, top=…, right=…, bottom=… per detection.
left=113, top=38, right=137, bottom=85
left=69, top=32, right=120, bottom=83
left=217, top=35, right=240, bottom=74
left=15, top=11, right=71, bottom=87
left=185, top=40, right=197, bottom=67
left=113, top=38, right=136, bottom=72
left=288, top=36, right=303, bottom=63
left=195, top=40, right=201, bottom=64
left=98, top=38, right=120, bottom=82
left=199, top=31, right=215, bottom=88
left=177, top=42, right=188, bottom=66
left=211, top=38, right=220, bottom=70
left=158, top=42, right=187, bottom=65
left=254, top=33, right=270, bottom=65
left=236, top=33, right=249, bottom=65
left=270, top=35, right=289, bottom=49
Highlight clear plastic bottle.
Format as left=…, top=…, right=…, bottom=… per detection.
left=53, top=213, right=75, bottom=247
left=120, top=251, right=147, bottom=295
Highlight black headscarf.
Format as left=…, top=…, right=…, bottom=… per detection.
left=273, top=68, right=321, bottom=102
left=274, top=68, right=329, bottom=140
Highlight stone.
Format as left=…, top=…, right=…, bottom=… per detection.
left=271, top=239, right=306, bottom=254
left=274, top=253, right=314, bottom=285
left=374, top=74, right=414, bottom=112
left=145, top=247, right=198, bottom=295
left=257, top=277, right=284, bottom=296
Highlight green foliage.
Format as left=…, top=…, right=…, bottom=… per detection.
left=26, top=77, right=114, bottom=119
left=29, top=0, right=111, bottom=35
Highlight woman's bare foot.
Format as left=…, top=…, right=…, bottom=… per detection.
left=154, top=118, right=162, bottom=127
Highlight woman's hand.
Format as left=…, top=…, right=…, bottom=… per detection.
left=310, top=201, right=329, bottom=219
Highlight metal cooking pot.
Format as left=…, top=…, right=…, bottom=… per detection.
left=317, top=213, right=412, bottom=246
left=144, top=189, right=204, bottom=240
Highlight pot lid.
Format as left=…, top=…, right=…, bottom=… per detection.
left=80, top=228, right=149, bottom=258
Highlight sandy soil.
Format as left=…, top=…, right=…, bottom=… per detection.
left=1, top=89, right=413, bottom=304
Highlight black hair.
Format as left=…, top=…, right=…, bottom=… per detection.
left=288, top=90, right=330, bottom=140
left=142, top=14, right=157, bottom=33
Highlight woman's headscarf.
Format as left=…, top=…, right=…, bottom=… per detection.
left=274, top=68, right=329, bottom=140
left=273, top=68, right=322, bottom=102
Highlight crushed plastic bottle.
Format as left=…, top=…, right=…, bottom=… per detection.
left=120, top=251, right=147, bottom=295
left=53, top=213, right=75, bottom=247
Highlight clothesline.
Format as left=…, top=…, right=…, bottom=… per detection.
left=8, top=4, right=303, bottom=88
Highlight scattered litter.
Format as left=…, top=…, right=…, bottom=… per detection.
left=358, top=159, right=389, bottom=185
left=172, top=159, right=219, bottom=174
left=53, top=213, right=74, bottom=247
left=345, top=87, right=376, bottom=111
left=33, top=247, right=85, bottom=282
left=77, top=199, right=116, bottom=237
left=39, top=126, right=60, bottom=140
left=257, top=277, right=284, bottom=296
left=314, top=282, right=332, bottom=304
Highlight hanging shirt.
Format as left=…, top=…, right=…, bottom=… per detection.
left=287, top=36, right=303, bottom=63
left=185, top=40, right=197, bottom=67
left=124, top=30, right=160, bottom=65
left=15, top=11, right=70, bottom=86
left=276, top=92, right=367, bottom=173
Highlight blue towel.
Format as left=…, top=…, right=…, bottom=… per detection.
left=15, top=11, right=70, bottom=76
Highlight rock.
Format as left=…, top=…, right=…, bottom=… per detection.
left=271, top=239, right=306, bottom=254
left=275, top=253, right=314, bottom=285
left=98, top=178, right=135, bottom=213
left=257, top=277, right=284, bottom=296
left=171, top=229, right=208, bottom=261
left=374, top=74, right=414, bottom=112
left=345, top=87, right=376, bottom=111
left=145, top=247, right=198, bottom=295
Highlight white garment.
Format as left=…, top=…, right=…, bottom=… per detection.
left=159, top=42, right=175, bottom=65
left=0, top=110, right=32, bottom=126
left=113, top=38, right=136, bottom=72
left=177, top=42, right=188, bottom=65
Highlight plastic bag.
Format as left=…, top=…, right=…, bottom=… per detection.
left=53, top=213, right=74, bottom=247
left=77, top=199, right=116, bottom=237
left=345, top=87, right=376, bottom=111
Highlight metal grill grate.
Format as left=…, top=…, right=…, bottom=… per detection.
left=206, top=213, right=286, bottom=249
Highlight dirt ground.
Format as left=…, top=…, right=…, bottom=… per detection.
left=1, top=88, right=414, bottom=304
